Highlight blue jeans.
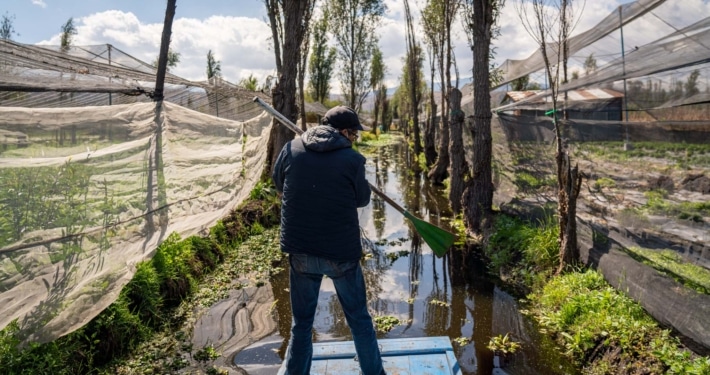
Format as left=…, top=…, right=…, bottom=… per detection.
left=284, top=253, right=385, bottom=375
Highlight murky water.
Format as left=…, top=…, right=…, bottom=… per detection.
left=237, top=140, right=578, bottom=375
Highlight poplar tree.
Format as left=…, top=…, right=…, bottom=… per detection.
left=369, top=46, right=386, bottom=132
left=60, top=17, right=77, bottom=52
left=308, top=14, right=337, bottom=103
left=327, top=0, right=385, bottom=112
left=461, top=0, right=504, bottom=232
left=403, top=0, right=423, bottom=156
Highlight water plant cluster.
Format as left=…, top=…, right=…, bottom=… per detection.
left=485, top=214, right=710, bottom=374
left=0, top=181, right=282, bottom=374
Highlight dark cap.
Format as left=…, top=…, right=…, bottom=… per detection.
left=322, top=106, right=371, bottom=131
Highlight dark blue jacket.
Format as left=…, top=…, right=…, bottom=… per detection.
left=272, top=125, right=371, bottom=261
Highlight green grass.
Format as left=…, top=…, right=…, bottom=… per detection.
left=624, top=247, right=710, bottom=295
left=513, top=171, right=557, bottom=192
left=528, top=270, right=710, bottom=374
left=487, top=213, right=710, bottom=374
left=486, top=214, right=559, bottom=289
left=577, top=141, right=710, bottom=167
left=358, top=132, right=402, bottom=148
left=642, top=190, right=710, bottom=223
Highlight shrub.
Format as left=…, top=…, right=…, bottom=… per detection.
left=152, top=232, right=197, bottom=306
left=123, top=261, right=163, bottom=327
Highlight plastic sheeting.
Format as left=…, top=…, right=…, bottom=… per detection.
left=0, top=101, right=272, bottom=343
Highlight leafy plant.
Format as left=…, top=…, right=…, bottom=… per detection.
left=487, top=333, right=521, bottom=355
left=373, top=315, right=400, bottom=333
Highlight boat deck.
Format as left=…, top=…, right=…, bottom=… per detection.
left=277, top=336, right=462, bottom=374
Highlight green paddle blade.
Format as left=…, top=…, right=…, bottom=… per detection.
left=403, top=211, right=457, bottom=257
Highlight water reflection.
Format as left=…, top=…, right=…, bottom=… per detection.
left=269, top=140, right=577, bottom=375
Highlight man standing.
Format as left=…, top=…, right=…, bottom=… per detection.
left=272, top=106, right=386, bottom=375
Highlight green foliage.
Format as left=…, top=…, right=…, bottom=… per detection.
left=625, top=247, right=710, bottom=294
left=487, top=333, right=521, bottom=355
left=579, top=141, right=710, bottom=166
left=486, top=214, right=559, bottom=288
left=239, top=74, right=259, bottom=91
left=528, top=270, right=710, bottom=373
left=123, top=262, right=163, bottom=327
left=193, top=344, right=220, bottom=362
left=60, top=17, right=77, bottom=52
left=206, top=50, right=221, bottom=79
left=308, top=12, right=337, bottom=103
left=642, top=189, right=709, bottom=223
left=249, top=180, right=278, bottom=202
left=373, top=315, right=400, bottom=333
left=514, top=171, right=556, bottom=192
left=327, top=0, right=385, bottom=110
left=592, top=177, right=616, bottom=191
left=81, top=295, right=151, bottom=367
left=0, top=319, right=93, bottom=374
left=0, top=161, right=92, bottom=248
left=152, top=232, right=198, bottom=305
left=152, top=49, right=181, bottom=72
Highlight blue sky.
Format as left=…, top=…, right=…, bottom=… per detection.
left=4, top=0, right=705, bottom=92
left=6, top=1, right=266, bottom=43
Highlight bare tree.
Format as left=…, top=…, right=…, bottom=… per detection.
left=515, top=0, right=585, bottom=273
left=1, top=12, right=19, bottom=40
left=264, top=0, right=284, bottom=74
left=460, top=0, right=504, bottom=233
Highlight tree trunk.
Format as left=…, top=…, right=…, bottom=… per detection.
left=427, top=55, right=449, bottom=185
left=263, top=1, right=310, bottom=178
left=447, top=88, right=465, bottom=214
left=557, top=150, right=582, bottom=274
left=424, top=103, right=437, bottom=166
left=463, top=0, right=494, bottom=234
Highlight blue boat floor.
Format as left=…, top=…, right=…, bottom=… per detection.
left=277, top=336, right=462, bottom=375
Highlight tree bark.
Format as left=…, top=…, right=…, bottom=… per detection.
left=447, top=88, right=465, bottom=214
left=557, top=148, right=582, bottom=274
left=462, top=0, right=494, bottom=234
left=263, top=1, right=311, bottom=178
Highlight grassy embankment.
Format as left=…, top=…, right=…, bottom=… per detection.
left=485, top=214, right=710, bottom=374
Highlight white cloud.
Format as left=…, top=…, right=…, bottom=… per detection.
left=31, top=0, right=47, bottom=8
left=32, top=1, right=694, bottom=94
left=38, top=10, right=276, bottom=84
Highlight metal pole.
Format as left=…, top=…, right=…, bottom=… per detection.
left=619, top=6, right=631, bottom=149
left=108, top=44, right=112, bottom=105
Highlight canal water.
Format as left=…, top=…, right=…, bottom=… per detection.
left=235, top=139, right=577, bottom=375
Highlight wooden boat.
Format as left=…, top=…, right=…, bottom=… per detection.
left=277, top=336, right=463, bottom=374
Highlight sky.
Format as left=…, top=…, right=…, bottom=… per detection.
left=2, top=0, right=704, bottom=93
